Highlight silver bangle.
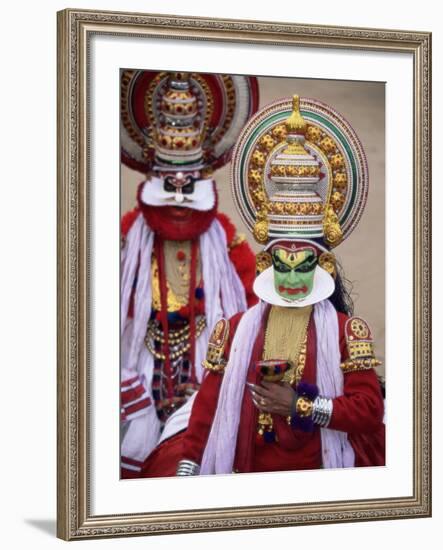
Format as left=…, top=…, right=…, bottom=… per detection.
left=176, top=459, right=200, bottom=476
left=312, top=396, right=333, bottom=427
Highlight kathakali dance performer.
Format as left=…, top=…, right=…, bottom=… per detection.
left=174, top=94, right=385, bottom=476
left=120, top=71, right=259, bottom=477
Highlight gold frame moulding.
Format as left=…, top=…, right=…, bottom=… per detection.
left=57, top=8, right=431, bottom=540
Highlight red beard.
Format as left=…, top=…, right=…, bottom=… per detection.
left=137, top=182, right=218, bottom=241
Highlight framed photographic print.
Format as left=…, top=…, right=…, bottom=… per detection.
left=57, top=8, right=431, bottom=540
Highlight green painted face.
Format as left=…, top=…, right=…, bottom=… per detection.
left=271, top=247, right=318, bottom=301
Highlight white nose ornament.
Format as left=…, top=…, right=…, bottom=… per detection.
left=175, top=191, right=184, bottom=203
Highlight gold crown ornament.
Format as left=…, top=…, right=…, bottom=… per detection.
left=154, top=72, right=204, bottom=168
left=231, top=94, right=369, bottom=249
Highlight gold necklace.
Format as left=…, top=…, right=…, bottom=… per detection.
left=263, top=305, right=312, bottom=372
left=151, top=241, right=201, bottom=312
left=257, top=306, right=312, bottom=442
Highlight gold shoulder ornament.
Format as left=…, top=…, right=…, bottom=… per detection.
left=341, top=316, right=382, bottom=373
left=202, top=318, right=230, bottom=374
left=228, top=231, right=246, bottom=250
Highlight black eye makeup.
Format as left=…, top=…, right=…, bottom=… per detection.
left=181, top=178, right=195, bottom=194
left=271, top=250, right=318, bottom=273
left=271, top=254, right=292, bottom=273
left=163, top=175, right=197, bottom=194
left=295, top=257, right=318, bottom=273
left=163, top=177, right=176, bottom=192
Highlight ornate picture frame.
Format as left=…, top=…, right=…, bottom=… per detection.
left=57, top=8, right=431, bottom=540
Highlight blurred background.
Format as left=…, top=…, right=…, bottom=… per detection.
left=121, top=75, right=385, bottom=369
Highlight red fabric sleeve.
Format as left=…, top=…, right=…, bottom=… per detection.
left=328, top=312, right=385, bottom=435
left=228, top=241, right=258, bottom=307
left=121, top=207, right=140, bottom=236
left=328, top=369, right=385, bottom=434
left=140, top=431, right=188, bottom=478
left=181, top=312, right=244, bottom=464
left=216, top=212, right=258, bottom=307
left=180, top=372, right=224, bottom=464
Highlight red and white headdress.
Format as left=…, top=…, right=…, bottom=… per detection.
left=121, top=70, right=259, bottom=174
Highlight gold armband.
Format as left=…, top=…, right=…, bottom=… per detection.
left=202, top=318, right=230, bottom=374
left=341, top=317, right=382, bottom=374
left=295, top=395, right=314, bottom=417
left=340, top=357, right=382, bottom=373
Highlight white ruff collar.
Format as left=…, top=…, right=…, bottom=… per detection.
left=253, top=265, right=335, bottom=307
left=140, top=176, right=215, bottom=211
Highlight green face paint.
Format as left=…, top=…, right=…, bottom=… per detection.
left=271, top=247, right=317, bottom=301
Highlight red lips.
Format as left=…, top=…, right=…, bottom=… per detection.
left=278, top=285, right=308, bottom=295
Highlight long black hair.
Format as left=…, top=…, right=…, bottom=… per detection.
left=328, top=258, right=354, bottom=316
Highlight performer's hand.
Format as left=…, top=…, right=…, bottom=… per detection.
left=247, top=381, right=295, bottom=416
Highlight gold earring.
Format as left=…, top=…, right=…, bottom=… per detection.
left=318, top=252, right=337, bottom=279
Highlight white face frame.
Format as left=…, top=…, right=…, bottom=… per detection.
left=139, top=174, right=216, bottom=211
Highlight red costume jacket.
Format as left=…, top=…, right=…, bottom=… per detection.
left=142, top=307, right=385, bottom=476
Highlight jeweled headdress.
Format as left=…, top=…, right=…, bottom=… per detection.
left=231, top=95, right=369, bottom=248
left=121, top=70, right=259, bottom=173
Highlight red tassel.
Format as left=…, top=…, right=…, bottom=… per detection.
left=188, top=239, right=198, bottom=383
left=155, top=237, right=174, bottom=399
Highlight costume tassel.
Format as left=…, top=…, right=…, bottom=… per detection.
left=188, top=239, right=198, bottom=383
left=155, top=237, right=174, bottom=399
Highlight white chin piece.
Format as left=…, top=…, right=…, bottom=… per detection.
left=253, top=266, right=335, bottom=307
left=140, top=176, right=216, bottom=211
